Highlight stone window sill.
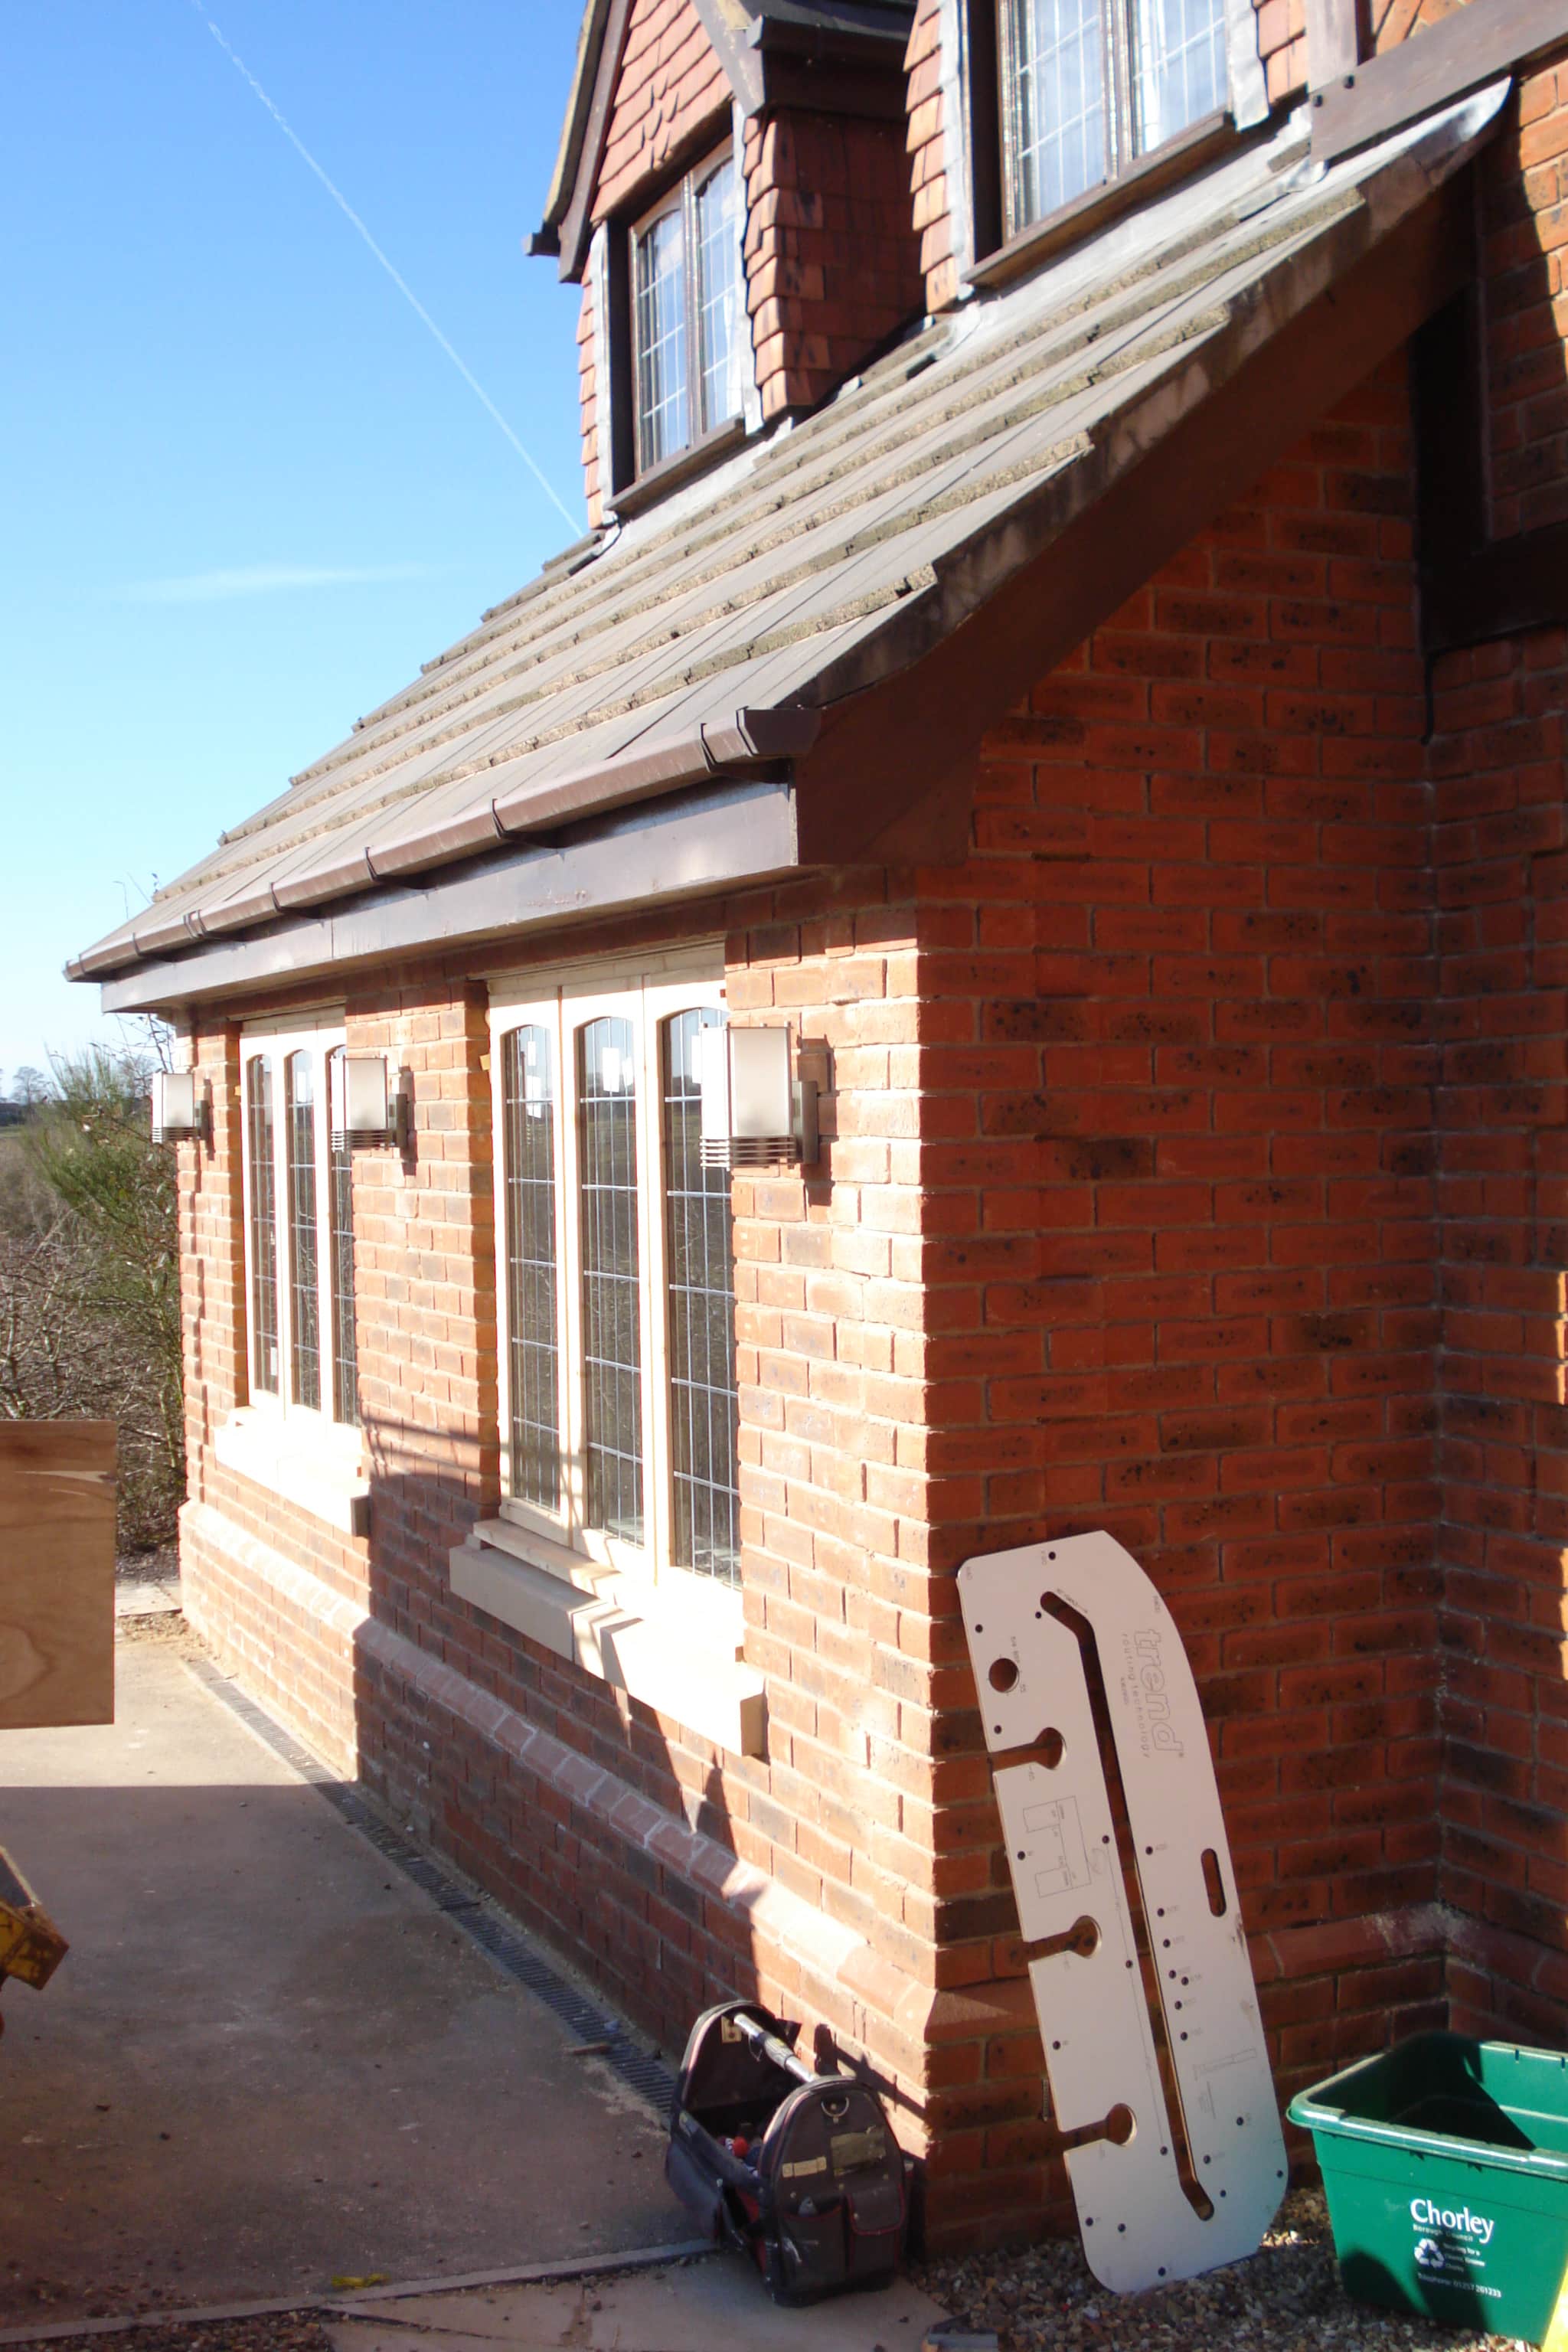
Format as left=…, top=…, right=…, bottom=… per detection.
left=214, top=1409, right=370, bottom=1539
left=449, top=1515, right=766, bottom=1759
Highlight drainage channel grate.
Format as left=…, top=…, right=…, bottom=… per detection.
left=186, top=1656, right=678, bottom=2115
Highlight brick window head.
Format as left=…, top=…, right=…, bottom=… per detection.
left=979, top=0, right=1230, bottom=247
left=490, top=956, right=740, bottom=1596
left=240, top=1023, right=359, bottom=1432
left=632, top=149, right=744, bottom=477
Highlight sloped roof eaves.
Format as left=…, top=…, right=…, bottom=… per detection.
left=71, top=88, right=1505, bottom=988
left=99, top=779, right=802, bottom=1016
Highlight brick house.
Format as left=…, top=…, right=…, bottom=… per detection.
left=73, top=0, right=1568, bottom=2252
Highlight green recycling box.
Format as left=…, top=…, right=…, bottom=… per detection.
left=1289, top=2033, right=1568, bottom=2346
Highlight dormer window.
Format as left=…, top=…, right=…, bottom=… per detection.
left=998, top=0, right=1229, bottom=236
left=632, top=149, right=744, bottom=476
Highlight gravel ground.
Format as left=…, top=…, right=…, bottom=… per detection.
left=3, top=2322, right=334, bottom=2352
left=115, top=1540, right=179, bottom=1586
left=912, top=2190, right=1529, bottom=2351
left=0, top=2199, right=1530, bottom=2351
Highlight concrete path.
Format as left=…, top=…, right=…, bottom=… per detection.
left=328, top=2255, right=952, bottom=2352
left=0, top=1640, right=691, bottom=2328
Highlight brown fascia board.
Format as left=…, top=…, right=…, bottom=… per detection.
left=792, top=160, right=1480, bottom=867
left=87, top=778, right=801, bottom=1015
left=1312, top=0, right=1568, bottom=166
left=534, top=0, right=617, bottom=257
left=66, top=708, right=820, bottom=984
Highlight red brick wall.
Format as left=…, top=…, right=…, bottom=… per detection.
left=1430, top=622, right=1568, bottom=2049
left=1416, top=57, right=1568, bottom=2051
left=900, top=355, right=1455, bottom=2231
left=174, top=890, right=967, bottom=2222
left=743, top=110, right=926, bottom=420
left=1484, top=56, right=1568, bottom=540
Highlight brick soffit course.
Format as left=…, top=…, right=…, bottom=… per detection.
left=73, top=77, right=1508, bottom=1009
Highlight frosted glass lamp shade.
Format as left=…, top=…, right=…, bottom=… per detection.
left=332, top=1053, right=410, bottom=1150
left=699, top=1026, right=805, bottom=1169
left=151, top=1069, right=204, bottom=1144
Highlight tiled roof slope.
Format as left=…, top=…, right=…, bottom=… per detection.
left=74, top=88, right=1501, bottom=982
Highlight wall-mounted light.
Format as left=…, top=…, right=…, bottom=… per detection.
left=151, top=1069, right=211, bottom=1147
left=698, top=1026, right=818, bottom=1171
left=331, top=1053, right=412, bottom=1152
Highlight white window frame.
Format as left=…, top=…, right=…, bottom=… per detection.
left=238, top=1015, right=358, bottom=1437
left=630, top=143, right=744, bottom=476
left=488, top=948, right=740, bottom=1627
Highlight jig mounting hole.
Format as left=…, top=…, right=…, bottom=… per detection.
left=988, top=1657, right=1019, bottom=1693
left=1201, top=1847, right=1227, bottom=1917
left=1103, top=2103, right=1135, bottom=2146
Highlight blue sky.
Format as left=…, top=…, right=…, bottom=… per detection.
left=2, top=1, right=590, bottom=1086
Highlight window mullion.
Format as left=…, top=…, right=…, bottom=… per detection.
left=684, top=174, right=701, bottom=444
left=272, top=1052, right=295, bottom=1408
left=639, top=988, right=673, bottom=1587
left=313, top=1045, right=335, bottom=1419
left=558, top=998, right=586, bottom=1541
left=1105, top=0, right=1127, bottom=179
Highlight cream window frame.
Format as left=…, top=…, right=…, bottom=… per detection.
left=487, top=949, right=738, bottom=1620
left=237, top=1017, right=356, bottom=1436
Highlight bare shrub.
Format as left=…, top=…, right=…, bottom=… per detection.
left=0, top=1038, right=183, bottom=1552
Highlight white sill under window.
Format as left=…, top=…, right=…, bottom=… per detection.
left=214, top=1407, right=370, bottom=1538
left=449, top=1515, right=766, bottom=1759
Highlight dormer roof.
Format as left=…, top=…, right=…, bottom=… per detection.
left=71, top=83, right=1509, bottom=1004
left=534, top=0, right=916, bottom=281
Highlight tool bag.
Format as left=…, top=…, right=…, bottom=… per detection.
left=665, top=2000, right=906, bottom=2305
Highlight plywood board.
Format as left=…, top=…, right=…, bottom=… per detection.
left=959, top=1531, right=1286, bottom=2294
left=0, top=1422, right=116, bottom=1727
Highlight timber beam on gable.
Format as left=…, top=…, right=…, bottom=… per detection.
left=1413, top=281, right=1568, bottom=660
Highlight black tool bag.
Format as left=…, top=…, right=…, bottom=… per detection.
left=665, top=2000, right=907, bottom=2305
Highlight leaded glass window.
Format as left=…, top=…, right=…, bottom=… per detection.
left=1001, top=0, right=1228, bottom=236
left=663, top=1009, right=740, bottom=1588
left=326, top=1048, right=359, bottom=1429
left=240, top=1026, right=358, bottom=1437
left=632, top=149, right=746, bottom=474
left=578, top=1014, right=643, bottom=1546
left=694, top=158, right=742, bottom=436
left=286, top=1050, right=320, bottom=1411
left=490, top=963, right=741, bottom=1595
left=634, top=204, right=688, bottom=472
left=502, top=1025, right=559, bottom=1511
left=245, top=1055, right=279, bottom=1398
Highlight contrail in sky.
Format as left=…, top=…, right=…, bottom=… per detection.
left=185, top=2, right=581, bottom=535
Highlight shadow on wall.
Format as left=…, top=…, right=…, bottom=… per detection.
left=344, top=1429, right=770, bottom=2074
